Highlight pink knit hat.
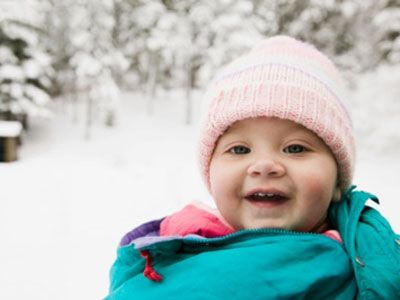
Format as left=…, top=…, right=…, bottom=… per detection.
left=198, top=35, right=355, bottom=193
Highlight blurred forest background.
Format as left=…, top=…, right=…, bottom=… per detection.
left=1, top=0, right=399, bottom=144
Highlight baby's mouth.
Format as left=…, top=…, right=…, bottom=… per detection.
left=244, top=190, right=289, bottom=206
left=247, top=192, right=287, bottom=201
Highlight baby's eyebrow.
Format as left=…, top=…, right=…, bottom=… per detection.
left=219, top=129, right=243, bottom=139
left=218, top=135, right=244, bottom=145
left=291, top=130, right=318, bottom=139
left=289, top=129, right=328, bottom=146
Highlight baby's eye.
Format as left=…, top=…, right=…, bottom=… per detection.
left=283, top=145, right=307, bottom=154
left=229, top=146, right=250, bottom=154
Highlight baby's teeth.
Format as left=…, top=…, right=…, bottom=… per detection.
left=256, top=193, right=275, bottom=197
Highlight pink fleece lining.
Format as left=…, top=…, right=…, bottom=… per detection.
left=160, top=204, right=235, bottom=238
left=160, top=204, right=342, bottom=244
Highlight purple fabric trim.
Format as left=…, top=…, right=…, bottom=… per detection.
left=134, top=234, right=205, bottom=249
left=120, top=218, right=164, bottom=246
left=133, top=235, right=182, bottom=249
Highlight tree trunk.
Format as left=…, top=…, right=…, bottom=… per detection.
left=85, top=91, right=93, bottom=140
left=146, top=52, right=158, bottom=116
left=185, top=57, right=194, bottom=125
left=72, top=74, right=79, bottom=124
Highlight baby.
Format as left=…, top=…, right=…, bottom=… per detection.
left=105, top=36, right=400, bottom=300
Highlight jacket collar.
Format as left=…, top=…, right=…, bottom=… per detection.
left=120, top=218, right=164, bottom=247
left=329, top=185, right=379, bottom=245
left=120, top=186, right=379, bottom=249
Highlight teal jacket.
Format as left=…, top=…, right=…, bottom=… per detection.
left=105, top=188, right=400, bottom=299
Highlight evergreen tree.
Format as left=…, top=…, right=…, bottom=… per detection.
left=0, top=21, right=53, bottom=127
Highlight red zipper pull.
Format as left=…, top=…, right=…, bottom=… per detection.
left=139, top=250, right=163, bottom=282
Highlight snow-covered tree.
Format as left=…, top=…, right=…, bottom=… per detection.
left=0, top=21, right=53, bottom=127
left=42, top=0, right=128, bottom=137
left=372, top=0, right=400, bottom=65
left=6, top=0, right=396, bottom=129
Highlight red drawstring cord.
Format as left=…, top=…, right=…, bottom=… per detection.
left=139, top=250, right=163, bottom=282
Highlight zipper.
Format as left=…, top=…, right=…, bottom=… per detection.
left=136, top=228, right=329, bottom=250
left=183, top=228, right=323, bottom=244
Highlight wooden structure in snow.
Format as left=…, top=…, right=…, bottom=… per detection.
left=0, top=121, right=23, bottom=162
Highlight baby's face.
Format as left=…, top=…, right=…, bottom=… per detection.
left=209, top=117, right=339, bottom=232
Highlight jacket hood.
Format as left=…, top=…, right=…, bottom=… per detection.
left=330, top=186, right=400, bottom=300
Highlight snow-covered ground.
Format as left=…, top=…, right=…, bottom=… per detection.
left=1, top=90, right=399, bottom=300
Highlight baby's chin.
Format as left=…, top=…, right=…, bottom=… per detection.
left=230, top=221, right=293, bottom=231
left=231, top=220, right=316, bottom=232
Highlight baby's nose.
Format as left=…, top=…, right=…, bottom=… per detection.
left=247, top=157, right=285, bottom=178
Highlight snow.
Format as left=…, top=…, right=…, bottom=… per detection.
left=10, top=82, right=24, bottom=98
left=0, top=64, right=24, bottom=81
left=0, top=0, right=43, bottom=25
left=0, top=90, right=209, bottom=300
left=349, top=64, right=400, bottom=156
left=0, top=46, right=17, bottom=64
left=71, top=52, right=102, bottom=78
left=23, top=59, right=42, bottom=79
left=0, top=120, right=22, bottom=137
left=1, top=89, right=399, bottom=300
left=25, top=84, right=51, bottom=106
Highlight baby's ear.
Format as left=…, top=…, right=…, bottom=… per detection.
left=332, top=186, right=342, bottom=202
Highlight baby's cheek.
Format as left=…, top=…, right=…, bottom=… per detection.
left=210, top=175, right=226, bottom=198
left=303, top=173, right=335, bottom=202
